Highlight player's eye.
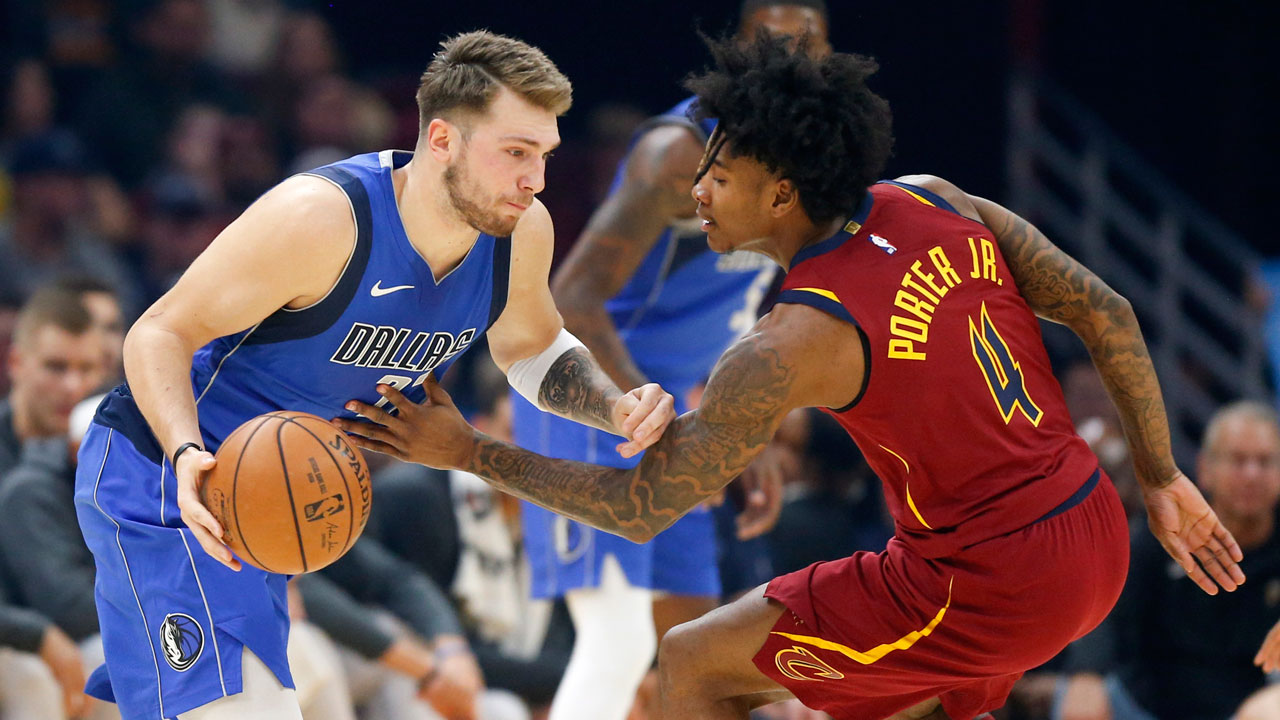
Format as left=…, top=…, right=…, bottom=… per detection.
left=542, top=151, right=555, bottom=161
left=508, top=149, right=525, bottom=158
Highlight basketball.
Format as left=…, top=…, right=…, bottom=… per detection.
left=199, top=411, right=372, bottom=574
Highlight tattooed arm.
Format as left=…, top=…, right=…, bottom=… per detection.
left=906, top=174, right=1244, bottom=595
left=551, top=125, right=709, bottom=389
left=486, top=200, right=673, bottom=450
left=337, top=303, right=865, bottom=543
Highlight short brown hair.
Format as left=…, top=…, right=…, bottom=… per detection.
left=13, top=286, right=93, bottom=346
left=416, top=30, right=572, bottom=131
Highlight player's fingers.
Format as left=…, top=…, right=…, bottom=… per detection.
left=615, top=439, right=643, bottom=459
left=1209, top=534, right=1247, bottom=585
left=376, top=383, right=417, bottom=410
left=333, top=417, right=402, bottom=446
left=613, top=393, right=641, bottom=433
left=1195, top=545, right=1241, bottom=592
left=344, top=433, right=405, bottom=460
left=630, top=393, right=675, bottom=445
left=1214, top=522, right=1246, bottom=563
left=346, top=399, right=395, bottom=424
left=1255, top=624, right=1280, bottom=668
left=422, top=375, right=455, bottom=407
left=187, top=520, right=240, bottom=570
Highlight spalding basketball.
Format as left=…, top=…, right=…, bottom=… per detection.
left=200, top=411, right=371, bottom=574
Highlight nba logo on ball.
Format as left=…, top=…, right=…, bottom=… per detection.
left=159, top=613, right=204, bottom=672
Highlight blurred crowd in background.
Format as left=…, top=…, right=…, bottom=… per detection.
left=2, top=2, right=1279, bottom=720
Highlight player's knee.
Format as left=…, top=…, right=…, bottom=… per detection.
left=656, top=619, right=704, bottom=687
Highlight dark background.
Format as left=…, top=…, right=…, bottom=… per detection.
left=314, top=0, right=1275, bottom=252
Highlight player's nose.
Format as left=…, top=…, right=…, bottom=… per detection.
left=692, top=178, right=709, bottom=204
left=521, top=160, right=546, bottom=195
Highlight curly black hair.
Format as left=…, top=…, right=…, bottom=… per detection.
left=685, top=33, right=893, bottom=225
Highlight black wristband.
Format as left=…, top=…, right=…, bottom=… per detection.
left=172, top=442, right=203, bottom=466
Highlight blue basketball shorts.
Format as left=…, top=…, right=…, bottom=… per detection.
left=75, top=417, right=293, bottom=719
left=511, top=392, right=721, bottom=599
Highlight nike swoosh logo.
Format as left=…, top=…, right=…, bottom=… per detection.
left=370, top=281, right=415, bottom=297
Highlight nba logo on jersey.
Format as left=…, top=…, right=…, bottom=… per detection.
left=159, top=613, right=204, bottom=672
left=869, top=233, right=897, bottom=255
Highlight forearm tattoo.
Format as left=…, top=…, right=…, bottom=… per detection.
left=991, top=211, right=1177, bottom=488
left=538, top=347, right=623, bottom=433
left=470, top=335, right=794, bottom=540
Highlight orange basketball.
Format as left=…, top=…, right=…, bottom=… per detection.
left=200, top=411, right=371, bottom=574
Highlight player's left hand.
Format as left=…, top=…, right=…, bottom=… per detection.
left=1143, top=472, right=1245, bottom=595
left=612, top=383, right=676, bottom=458
left=335, top=378, right=476, bottom=469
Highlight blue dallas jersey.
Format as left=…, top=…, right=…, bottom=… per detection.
left=76, top=150, right=508, bottom=719
left=191, top=150, right=508, bottom=451
left=514, top=98, right=775, bottom=598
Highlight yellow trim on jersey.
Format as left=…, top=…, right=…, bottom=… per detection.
left=771, top=578, right=954, bottom=666
left=905, top=483, right=934, bottom=530
left=792, top=287, right=841, bottom=303
left=890, top=185, right=937, bottom=207
left=879, top=445, right=932, bottom=529
left=879, top=444, right=910, bottom=473
left=843, top=220, right=863, bottom=235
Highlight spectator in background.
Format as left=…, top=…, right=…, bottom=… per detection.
left=1055, top=400, right=1280, bottom=720
left=1, top=58, right=137, bottom=249
left=765, top=409, right=892, bottom=576
left=296, top=536, right=502, bottom=720
left=50, top=275, right=127, bottom=388
left=0, top=285, right=103, bottom=476
left=0, top=292, right=21, bottom=397
left=0, top=130, right=141, bottom=312
left=1, top=568, right=88, bottom=720
left=137, top=179, right=230, bottom=298
left=73, top=0, right=247, bottom=188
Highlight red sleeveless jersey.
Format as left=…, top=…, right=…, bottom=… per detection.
left=777, top=180, right=1098, bottom=558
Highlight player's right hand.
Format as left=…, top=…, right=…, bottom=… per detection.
left=1143, top=472, right=1243, bottom=595
left=39, top=624, right=91, bottom=719
left=175, top=450, right=241, bottom=571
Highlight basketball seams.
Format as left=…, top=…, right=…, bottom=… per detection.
left=277, top=415, right=361, bottom=558
left=275, top=420, right=311, bottom=572
left=228, top=414, right=279, bottom=572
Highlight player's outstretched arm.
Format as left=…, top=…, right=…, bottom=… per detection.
left=899, top=175, right=1245, bottom=595
left=552, top=125, right=709, bottom=390
left=487, top=200, right=675, bottom=455
left=124, top=175, right=355, bottom=570
left=337, top=303, right=859, bottom=542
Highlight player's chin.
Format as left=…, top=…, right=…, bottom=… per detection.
left=704, top=227, right=736, bottom=254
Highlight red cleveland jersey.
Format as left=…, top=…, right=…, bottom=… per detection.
left=778, top=180, right=1098, bottom=558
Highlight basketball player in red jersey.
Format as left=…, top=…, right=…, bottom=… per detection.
left=335, top=35, right=1246, bottom=719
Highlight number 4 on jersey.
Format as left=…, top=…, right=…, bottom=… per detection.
left=969, top=302, right=1043, bottom=426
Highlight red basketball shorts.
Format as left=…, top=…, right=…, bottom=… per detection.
left=753, top=471, right=1129, bottom=720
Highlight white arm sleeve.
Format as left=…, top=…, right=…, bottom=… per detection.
left=505, top=328, right=587, bottom=411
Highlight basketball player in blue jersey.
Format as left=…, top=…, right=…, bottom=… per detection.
left=509, top=4, right=829, bottom=719
left=73, top=32, right=675, bottom=720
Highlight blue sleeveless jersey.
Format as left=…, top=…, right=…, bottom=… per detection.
left=76, top=150, right=508, bottom=718
left=603, top=97, right=776, bottom=398
left=189, top=150, right=507, bottom=451
left=515, top=98, right=774, bottom=597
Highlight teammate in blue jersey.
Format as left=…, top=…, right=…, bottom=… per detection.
left=509, top=3, right=830, bottom=718
left=73, top=32, right=675, bottom=720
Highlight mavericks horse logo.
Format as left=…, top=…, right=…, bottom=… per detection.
left=159, top=613, right=204, bottom=672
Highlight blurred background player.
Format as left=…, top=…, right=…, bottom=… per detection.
left=509, top=3, right=829, bottom=719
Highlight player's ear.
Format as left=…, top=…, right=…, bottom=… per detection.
left=770, top=178, right=800, bottom=218
left=424, top=118, right=457, bottom=162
